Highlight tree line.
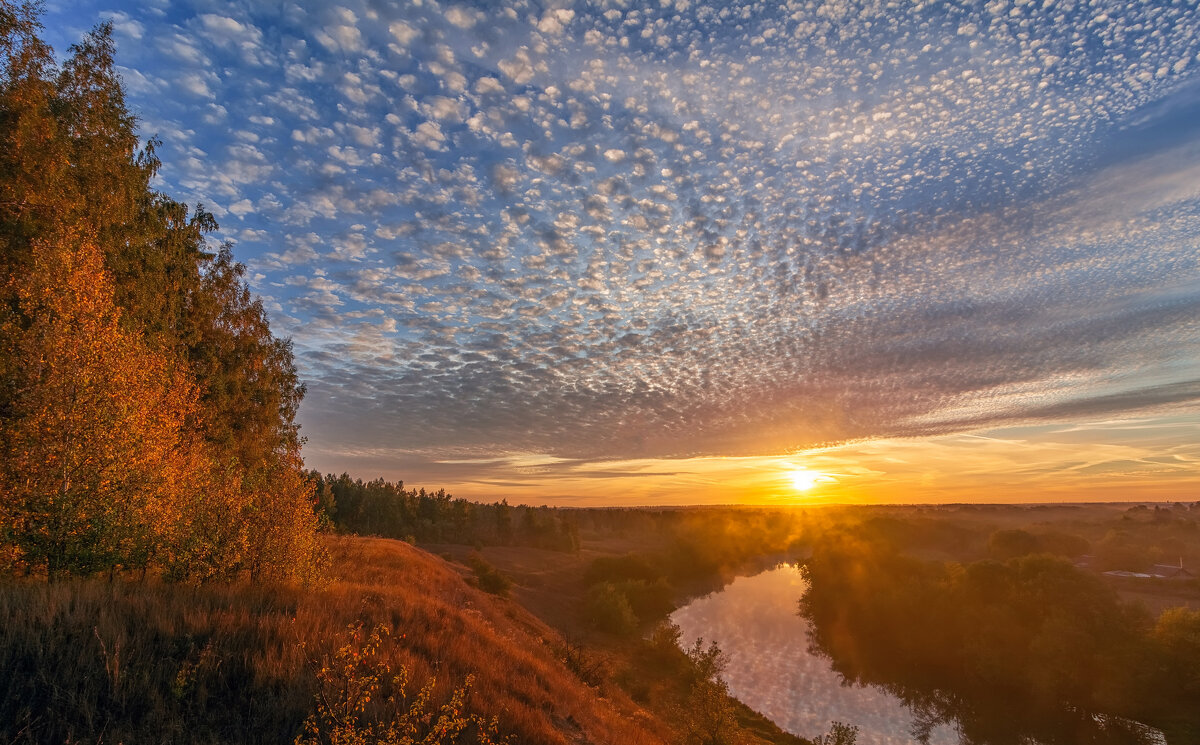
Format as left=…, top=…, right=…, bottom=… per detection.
left=0, top=4, right=321, bottom=582
left=311, top=472, right=580, bottom=551
left=800, top=532, right=1200, bottom=743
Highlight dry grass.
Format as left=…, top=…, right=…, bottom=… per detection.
left=0, top=535, right=669, bottom=745
left=426, top=539, right=810, bottom=745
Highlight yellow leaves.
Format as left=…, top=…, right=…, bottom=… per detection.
left=2, top=229, right=191, bottom=574
left=3, top=230, right=183, bottom=570
left=2, top=228, right=322, bottom=581
left=298, top=623, right=509, bottom=745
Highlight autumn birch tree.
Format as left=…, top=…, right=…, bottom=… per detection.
left=1, top=228, right=198, bottom=575
left=1, top=3, right=322, bottom=581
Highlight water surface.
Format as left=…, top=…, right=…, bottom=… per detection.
left=670, top=565, right=956, bottom=745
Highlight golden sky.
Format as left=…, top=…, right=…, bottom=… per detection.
left=409, top=414, right=1200, bottom=506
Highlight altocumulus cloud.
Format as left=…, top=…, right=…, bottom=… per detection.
left=46, top=0, right=1200, bottom=470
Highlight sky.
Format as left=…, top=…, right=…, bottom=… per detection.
left=45, top=0, right=1200, bottom=505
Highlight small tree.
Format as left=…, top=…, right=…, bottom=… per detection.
left=649, top=621, right=684, bottom=664
left=685, top=638, right=727, bottom=686
left=680, top=638, right=740, bottom=745
left=1, top=231, right=199, bottom=576
left=813, top=722, right=858, bottom=745
left=683, top=675, right=739, bottom=745
left=585, top=582, right=638, bottom=636
left=466, top=552, right=511, bottom=596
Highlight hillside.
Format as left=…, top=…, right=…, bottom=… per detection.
left=0, top=536, right=671, bottom=744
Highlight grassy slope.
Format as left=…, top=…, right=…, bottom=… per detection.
left=427, top=540, right=810, bottom=745
left=0, top=536, right=669, bottom=744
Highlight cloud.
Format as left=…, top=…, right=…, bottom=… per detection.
left=536, top=8, right=574, bottom=36
left=411, top=120, right=447, bottom=150
left=497, top=49, right=536, bottom=85
left=444, top=6, right=476, bottom=30
left=389, top=20, right=419, bottom=46
left=176, top=71, right=215, bottom=99
left=107, top=12, right=144, bottom=40
left=47, top=0, right=1200, bottom=479
left=196, top=14, right=262, bottom=49
left=313, top=8, right=364, bottom=54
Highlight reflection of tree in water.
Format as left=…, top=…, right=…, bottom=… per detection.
left=895, top=685, right=1157, bottom=745
left=797, top=535, right=1184, bottom=745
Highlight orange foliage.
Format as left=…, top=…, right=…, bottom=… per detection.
left=242, top=450, right=326, bottom=583
left=327, top=537, right=670, bottom=745
left=0, top=7, right=322, bottom=583
left=0, top=227, right=323, bottom=583
left=1, top=228, right=198, bottom=575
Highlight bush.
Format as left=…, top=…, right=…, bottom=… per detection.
left=648, top=622, right=684, bottom=664
left=466, top=553, right=511, bottom=596
left=684, top=638, right=727, bottom=687
left=584, top=582, right=638, bottom=636
left=613, top=578, right=674, bottom=623
left=813, top=721, right=859, bottom=745
left=559, top=636, right=605, bottom=687
left=679, top=638, right=735, bottom=745
left=297, top=622, right=507, bottom=744
left=584, top=554, right=661, bottom=586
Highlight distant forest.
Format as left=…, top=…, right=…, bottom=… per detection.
left=310, top=472, right=581, bottom=551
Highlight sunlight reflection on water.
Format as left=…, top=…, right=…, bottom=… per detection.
left=671, top=565, right=957, bottom=745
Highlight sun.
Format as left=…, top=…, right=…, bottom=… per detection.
left=790, top=469, right=824, bottom=492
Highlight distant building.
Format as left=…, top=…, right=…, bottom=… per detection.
left=1147, top=559, right=1194, bottom=580
left=1102, top=570, right=1155, bottom=579
left=1102, top=559, right=1194, bottom=580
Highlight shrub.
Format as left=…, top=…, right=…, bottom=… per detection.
left=559, top=636, right=605, bottom=687
left=466, top=553, right=511, bottom=596
left=614, top=578, right=674, bottom=623
left=584, top=554, right=661, bottom=585
left=684, top=638, right=727, bottom=688
left=813, top=722, right=859, bottom=745
left=679, top=638, right=735, bottom=745
left=297, top=622, right=507, bottom=745
left=648, top=622, right=684, bottom=665
left=584, top=582, right=638, bottom=636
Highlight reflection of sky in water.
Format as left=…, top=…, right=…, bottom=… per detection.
left=671, top=565, right=955, bottom=745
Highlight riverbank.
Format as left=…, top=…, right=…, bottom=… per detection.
left=424, top=532, right=813, bottom=745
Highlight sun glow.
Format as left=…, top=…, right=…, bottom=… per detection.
left=790, top=469, right=824, bottom=492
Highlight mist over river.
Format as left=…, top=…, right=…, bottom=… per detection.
left=670, top=565, right=956, bottom=745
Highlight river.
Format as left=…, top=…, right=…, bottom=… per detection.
left=670, top=564, right=957, bottom=745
